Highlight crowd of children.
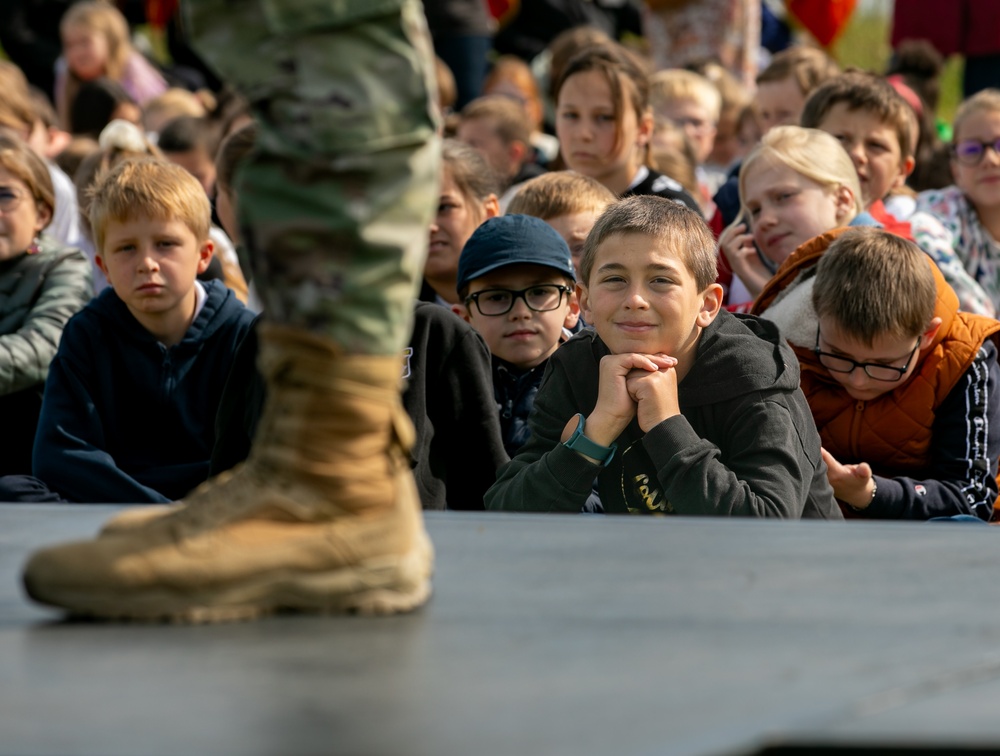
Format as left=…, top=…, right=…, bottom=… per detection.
left=3, top=2, right=1000, bottom=532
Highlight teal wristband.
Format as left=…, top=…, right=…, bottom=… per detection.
left=563, top=413, right=617, bottom=466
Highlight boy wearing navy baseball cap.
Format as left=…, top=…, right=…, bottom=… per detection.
left=452, top=214, right=581, bottom=456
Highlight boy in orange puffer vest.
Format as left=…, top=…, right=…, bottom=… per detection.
left=753, top=226, right=1000, bottom=520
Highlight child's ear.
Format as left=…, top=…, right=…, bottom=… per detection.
left=833, top=185, right=856, bottom=224
left=33, top=202, right=53, bottom=234
left=483, top=194, right=501, bottom=220
left=920, top=316, right=943, bottom=350
left=562, top=288, right=581, bottom=329
left=196, top=239, right=214, bottom=274
left=900, top=154, right=916, bottom=180
left=637, top=108, right=654, bottom=149
left=451, top=302, right=472, bottom=323
left=508, top=140, right=528, bottom=169
left=695, top=282, right=724, bottom=327
left=95, top=254, right=108, bottom=277
left=891, top=155, right=916, bottom=189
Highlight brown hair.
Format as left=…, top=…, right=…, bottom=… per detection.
left=507, top=170, right=616, bottom=218
left=88, top=158, right=209, bottom=255
left=143, top=88, right=208, bottom=135
left=649, top=118, right=700, bottom=200
left=800, top=70, right=917, bottom=160
left=483, top=55, right=544, bottom=132
left=0, top=62, right=39, bottom=133
left=459, top=95, right=532, bottom=147
left=555, top=41, right=651, bottom=163
left=812, top=227, right=936, bottom=345
left=581, top=195, right=717, bottom=290
left=441, top=138, right=501, bottom=204
left=756, top=45, right=840, bottom=96
left=0, top=127, right=56, bottom=226
left=434, top=56, right=457, bottom=115
left=547, top=25, right=614, bottom=102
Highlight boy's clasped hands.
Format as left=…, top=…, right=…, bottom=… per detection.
left=563, top=352, right=679, bottom=452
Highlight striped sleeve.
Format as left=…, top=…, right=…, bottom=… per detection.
left=865, top=341, right=1000, bottom=520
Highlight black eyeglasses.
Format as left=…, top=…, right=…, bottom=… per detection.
left=952, top=138, right=1000, bottom=166
left=814, top=326, right=921, bottom=382
left=465, top=284, right=572, bottom=316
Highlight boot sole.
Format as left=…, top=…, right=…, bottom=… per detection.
left=25, top=548, right=433, bottom=624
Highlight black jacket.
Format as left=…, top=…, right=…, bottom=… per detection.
left=493, top=357, right=545, bottom=458
left=33, top=281, right=255, bottom=503
left=210, top=303, right=508, bottom=511
left=485, top=311, right=842, bottom=518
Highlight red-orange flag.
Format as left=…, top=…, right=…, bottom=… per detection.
left=787, top=0, right=857, bottom=47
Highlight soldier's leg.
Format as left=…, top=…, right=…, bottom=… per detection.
left=21, top=0, right=441, bottom=622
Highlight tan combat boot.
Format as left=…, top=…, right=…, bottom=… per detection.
left=22, top=325, right=433, bottom=622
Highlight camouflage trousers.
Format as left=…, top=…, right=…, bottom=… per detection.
left=184, top=0, right=441, bottom=354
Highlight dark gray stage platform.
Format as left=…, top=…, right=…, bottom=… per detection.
left=3, top=506, right=1000, bottom=756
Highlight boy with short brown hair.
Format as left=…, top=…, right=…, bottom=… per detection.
left=485, top=195, right=840, bottom=518
left=754, top=226, right=1000, bottom=520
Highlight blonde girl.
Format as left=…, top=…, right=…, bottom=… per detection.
left=55, top=1, right=167, bottom=128
left=719, top=126, right=861, bottom=308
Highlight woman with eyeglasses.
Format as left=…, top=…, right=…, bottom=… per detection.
left=916, top=88, right=1000, bottom=313
left=0, top=128, right=92, bottom=477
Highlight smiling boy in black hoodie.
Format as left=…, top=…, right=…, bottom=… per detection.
left=485, top=196, right=841, bottom=518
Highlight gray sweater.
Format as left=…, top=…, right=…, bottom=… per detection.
left=0, top=235, right=92, bottom=396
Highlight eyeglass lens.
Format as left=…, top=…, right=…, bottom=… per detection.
left=815, top=352, right=907, bottom=381
left=954, top=138, right=1000, bottom=165
left=472, top=285, right=566, bottom=315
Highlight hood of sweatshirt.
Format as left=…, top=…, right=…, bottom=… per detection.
left=87, top=279, right=243, bottom=348
left=677, top=309, right=802, bottom=408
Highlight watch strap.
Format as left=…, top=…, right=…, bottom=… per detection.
left=564, top=413, right=617, bottom=466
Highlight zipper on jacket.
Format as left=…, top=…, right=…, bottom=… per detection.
left=849, top=400, right=865, bottom=459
